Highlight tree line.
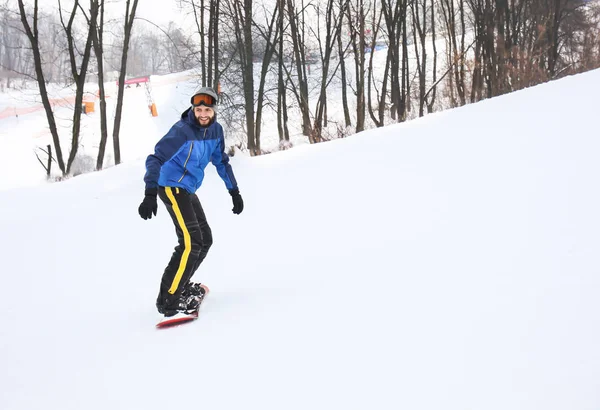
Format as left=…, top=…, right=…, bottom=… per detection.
left=1, top=0, right=599, bottom=176
left=2, top=0, right=140, bottom=175
left=219, top=0, right=600, bottom=154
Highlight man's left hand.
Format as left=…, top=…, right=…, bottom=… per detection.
left=229, top=188, right=244, bottom=215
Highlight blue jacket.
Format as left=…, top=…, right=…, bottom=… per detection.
left=144, top=108, right=238, bottom=193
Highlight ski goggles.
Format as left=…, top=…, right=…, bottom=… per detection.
left=191, top=93, right=217, bottom=107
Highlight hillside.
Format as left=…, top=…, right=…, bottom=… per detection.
left=0, top=69, right=599, bottom=410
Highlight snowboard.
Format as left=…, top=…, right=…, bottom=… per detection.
left=156, top=284, right=209, bottom=329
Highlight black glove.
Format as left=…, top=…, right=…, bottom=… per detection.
left=138, top=188, right=158, bottom=220
left=229, top=188, right=244, bottom=215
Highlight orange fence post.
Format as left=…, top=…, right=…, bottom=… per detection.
left=149, top=103, right=158, bottom=117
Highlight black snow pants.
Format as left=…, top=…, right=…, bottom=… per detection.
left=157, top=186, right=213, bottom=310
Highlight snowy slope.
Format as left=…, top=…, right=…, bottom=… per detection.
left=0, top=71, right=199, bottom=190
left=1, top=69, right=600, bottom=410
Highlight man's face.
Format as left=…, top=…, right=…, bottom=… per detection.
left=194, top=105, right=215, bottom=126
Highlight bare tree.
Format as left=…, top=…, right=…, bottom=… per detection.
left=286, top=0, right=312, bottom=137
left=221, top=0, right=257, bottom=153
left=367, top=2, right=387, bottom=127
left=208, top=0, right=220, bottom=88
left=346, top=0, right=367, bottom=132
left=195, top=0, right=207, bottom=84
left=337, top=0, right=352, bottom=128
left=411, top=0, right=438, bottom=116
left=439, top=0, right=467, bottom=107
left=381, top=0, right=409, bottom=122
left=17, top=0, right=66, bottom=174
left=427, top=0, right=437, bottom=113
left=411, top=0, right=426, bottom=116
left=180, top=0, right=211, bottom=84
left=241, top=0, right=257, bottom=153
left=91, top=0, right=108, bottom=170
left=311, top=0, right=347, bottom=141
left=0, top=5, right=26, bottom=89
left=254, top=3, right=282, bottom=150
left=113, top=0, right=139, bottom=166
left=57, top=0, right=98, bottom=173
left=276, top=0, right=291, bottom=144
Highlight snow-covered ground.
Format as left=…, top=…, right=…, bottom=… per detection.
left=1, top=67, right=599, bottom=409
left=0, top=70, right=200, bottom=190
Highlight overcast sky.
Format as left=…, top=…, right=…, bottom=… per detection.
left=134, top=0, right=182, bottom=25
left=91, top=0, right=191, bottom=28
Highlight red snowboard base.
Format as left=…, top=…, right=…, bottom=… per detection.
left=156, top=311, right=199, bottom=328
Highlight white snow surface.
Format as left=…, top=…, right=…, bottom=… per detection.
left=1, top=69, right=600, bottom=409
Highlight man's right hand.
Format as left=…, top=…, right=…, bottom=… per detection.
left=138, top=188, right=158, bottom=220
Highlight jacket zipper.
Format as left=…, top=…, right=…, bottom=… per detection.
left=176, top=129, right=206, bottom=184
left=177, top=141, right=194, bottom=183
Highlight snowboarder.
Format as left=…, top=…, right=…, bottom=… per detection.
left=138, top=87, right=244, bottom=318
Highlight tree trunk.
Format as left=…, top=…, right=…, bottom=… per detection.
left=427, top=0, right=438, bottom=113
left=401, top=0, right=409, bottom=121
left=367, top=5, right=385, bottom=127
left=191, top=0, right=206, bottom=86
left=214, top=0, right=220, bottom=87
left=286, top=0, right=312, bottom=137
left=200, top=0, right=206, bottom=85
left=337, top=3, right=351, bottom=128
left=61, top=0, right=96, bottom=174
left=113, top=0, right=140, bottom=166
left=208, top=0, right=214, bottom=87
left=239, top=0, right=256, bottom=154
left=347, top=0, right=366, bottom=132
left=277, top=0, right=290, bottom=143
left=92, top=0, right=109, bottom=171
left=458, top=0, right=467, bottom=105
left=411, top=0, right=427, bottom=117
left=17, top=0, right=66, bottom=175
left=356, top=0, right=366, bottom=132
left=255, top=3, right=280, bottom=148
left=382, top=0, right=400, bottom=121
left=313, top=0, right=345, bottom=142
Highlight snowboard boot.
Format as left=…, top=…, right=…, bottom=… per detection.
left=156, top=283, right=208, bottom=316
left=181, top=282, right=207, bottom=313
left=159, top=294, right=199, bottom=317
left=182, top=282, right=208, bottom=300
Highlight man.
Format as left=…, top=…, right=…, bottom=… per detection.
left=138, top=87, right=244, bottom=318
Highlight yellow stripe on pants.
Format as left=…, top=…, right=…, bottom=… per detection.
left=165, top=187, right=191, bottom=294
